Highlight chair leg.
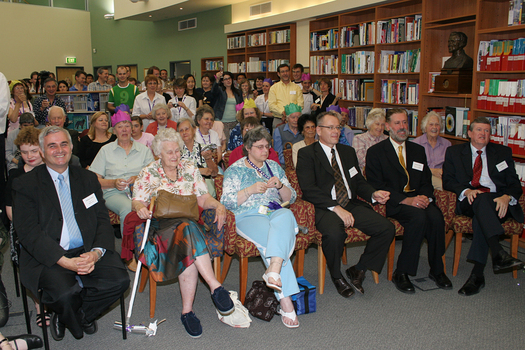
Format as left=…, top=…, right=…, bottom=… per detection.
left=149, top=272, right=157, bottom=319
left=318, top=244, right=326, bottom=294
left=38, top=289, right=50, bottom=350
left=511, top=235, right=518, bottom=279
left=213, top=257, right=221, bottom=281
left=387, top=239, right=395, bottom=281
left=21, top=285, right=31, bottom=334
left=342, top=246, right=347, bottom=265
left=453, top=232, right=463, bottom=277
left=120, top=295, right=127, bottom=340
left=138, top=265, right=148, bottom=293
left=239, top=257, right=248, bottom=304
left=220, top=254, right=233, bottom=284
left=443, top=229, right=455, bottom=275
left=293, top=249, right=305, bottom=277
left=12, top=261, right=20, bottom=298
left=372, top=271, right=379, bottom=284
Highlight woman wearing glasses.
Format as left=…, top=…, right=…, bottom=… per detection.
left=221, top=126, right=300, bottom=329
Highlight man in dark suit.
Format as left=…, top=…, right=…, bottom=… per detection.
left=13, top=126, right=129, bottom=341
left=297, top=111, right=394, bottom=298
left=366, top=108, right=452, bottom=294
left=443, top=117, right=524, bottom=296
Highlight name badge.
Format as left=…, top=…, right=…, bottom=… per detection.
left=315, top=98, right=321, bottom=103
left=496, top=160, right=508, bottom=172
left=258, top=205, right=268, bottom=215
left=83, top=193, right=98, bottom=209
left=349, top=166, right=358, bottom=178
left=290, top=90, right=296, bottom=95
left=412, top=161, right=424, bottom=171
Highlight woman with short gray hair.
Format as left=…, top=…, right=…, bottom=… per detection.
left=194, top=105, right=222, bottom=165
left=353, top=108, right=388, bottom=172
left=145, top=103, right=177, bottom=136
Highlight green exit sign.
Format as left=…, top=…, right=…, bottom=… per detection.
left=66, top=57, right=77, bottom=64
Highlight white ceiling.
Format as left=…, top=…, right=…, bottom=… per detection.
left=119, top=0, right=247, bottom=21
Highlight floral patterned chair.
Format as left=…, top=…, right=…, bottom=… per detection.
left=283, top=142, right=295, bottom=172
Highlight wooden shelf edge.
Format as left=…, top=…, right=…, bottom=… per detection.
left=376, top=39, right=421, bottom=46
left=422, top=92, right=472, bottom=98
left=376, top=11, right=423, bottom=22
left=478, top=24, right=525, bottom=34
left=473, top=108, right=525, bottom=116
left=425, top=19, right=476, bottom=29
left=477, top=70, right=525, bottom=74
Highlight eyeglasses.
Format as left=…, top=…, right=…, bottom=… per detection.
left=318, top=125, right=343, bottom=131
left=223, top=77, right=232, bottom=81
left=252, top=144, right=271, bottom=150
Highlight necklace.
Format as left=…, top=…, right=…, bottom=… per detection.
left=246, top=157, right=273, bottom=180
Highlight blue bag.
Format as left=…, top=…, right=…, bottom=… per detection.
left=291, top=276, right=316, bottom=315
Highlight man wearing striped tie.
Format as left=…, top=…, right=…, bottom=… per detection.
left=13, top=126, right=129, bottom=341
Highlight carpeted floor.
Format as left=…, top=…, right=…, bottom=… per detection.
left=1, top=238, right=524, bottom=350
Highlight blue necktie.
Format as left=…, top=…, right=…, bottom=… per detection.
left=57, top=174, right=83, bottom=249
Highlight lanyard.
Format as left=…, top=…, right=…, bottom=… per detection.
left=198, top=128, right=211, bottom=145
left=246, top=158, right=274, bottom=180
left=176, top=95, right=186, bottom=115
left=147, top=97, right=156, bottom=112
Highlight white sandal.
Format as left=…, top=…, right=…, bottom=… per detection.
left=262, top=271, right=282, bottom=292
left=279, top=308, right=299, bottom=329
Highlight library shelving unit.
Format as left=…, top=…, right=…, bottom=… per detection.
left=200, top=56, right=224, bottom=78
left=226, top=23, right=296, bottom=81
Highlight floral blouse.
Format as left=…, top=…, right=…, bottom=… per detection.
left=133, top=159, right=208, bottom=204
left=181, top=140, right=207, bottom=168
left=221, top=157, right=296, bottom=216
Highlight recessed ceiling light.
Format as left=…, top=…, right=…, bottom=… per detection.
left=149, top=15, right=152, bottom=17
left=180, top=7, right=183, bottom=10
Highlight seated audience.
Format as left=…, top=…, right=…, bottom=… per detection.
left=87, top=67, right=111, bottom=91
left=255, top=78, right=273, bottom=134
left=86, top=73, right=94, bottom=85
left=57, top=80, right=69, bottom=92
left=132, top=75, right=165, bottom=131
left=412, top=111, right=451, bottom=190
left=239, top=79, right=253, bottom=101
left=325, top=106, right=354, bottom=146
left=132, top=128, right=233, bottom=338
left=107, top=74, right=116, bottom=87
left=338, top=106, right=355, bottom=146
left=273, top=103, right=304, bottom=165
left=184, top=74, right=203, bottom=108
left=228, top=99, right=261, bottom=151
left=222, top=126, right=300, bottom=328
left=69, top=70, right=87, bottom=91
left=352, top=108, right=387, bottom=173
left=131, top=116, right=154, bottom=148
left=292, top=114, right=317, bottom=167
left=253, top=75, right=264, bottom=97
left=90, top=111, right=155, bottom=233
left=145, top=104, right=177, bottom=136
left=168, top=78, right=196, bottom=122
left=6, top=113, right=35, bottom=171
left=229, top=117, right=279, bottom=165
left=32, top=78, right=66, bottom=126
left=140, top=66, right=164, bottom=90
left=194, top=106, right=222, bottom=165
left=47, top=106, right=79, bottom=156
left=78, top=112, right=116, bottom=168
left=300, top=73, right=316, bottom=115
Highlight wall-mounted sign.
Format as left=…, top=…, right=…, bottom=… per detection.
left=65, top=57, right=77, bottom=64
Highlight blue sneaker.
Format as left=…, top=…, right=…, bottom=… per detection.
left=181, top=311, right=202, bottom=338
left=211, top=286, right=234, bottom=315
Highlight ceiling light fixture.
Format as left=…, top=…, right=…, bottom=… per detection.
left=104, top=13, right=114, bottom=20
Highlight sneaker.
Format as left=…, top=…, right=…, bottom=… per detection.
left=211, top=286, right=234, bottom=315
left=181, top=311, right=202, bottom=338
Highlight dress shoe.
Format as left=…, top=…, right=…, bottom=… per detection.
left=429, top=272, right=453, bottom=290
left=493, top=250, right=524, bottom=273
left=332, top=277, right=355, bottom=298
left=50, top=312, right=65, bottom=341
left=8, top=334, right=43, bottom=350
left=83, top=320, right=98, bottom=335
left=345, top=266, right=366, bottom=294
left=458, top=274, right=485, bottom=296
left=392, top=270, right=415, bottom=294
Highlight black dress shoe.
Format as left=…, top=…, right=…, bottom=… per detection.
left=332, top=277, right=355, bottom=298
left=493, top=250, right=524, bottom=273
left=345, top=266, right=366, bottom=294
left=392, top=270, right=415, bottom=294
left=83, top=320, right=98, bottom=335
left=429, top=272, right=453, bottom=290
left=458, top=274, right=485, bottom=296
left=8, top=334, right=43, bottom=350
left=50, top=312, right=65, bottom=341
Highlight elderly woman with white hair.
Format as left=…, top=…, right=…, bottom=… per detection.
left=145, top=103, right=177, bottom=136
left=412, top=111, right=451, bottom=189
left=352, top=108, right=388, bottom=173
left=132, top=128, right=231, bottom=339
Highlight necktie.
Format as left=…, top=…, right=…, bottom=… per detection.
left=398, top=145, right=411, bottom=192
left=331, top=149, right=350, bottom=207
left=57, top=174, right=84, bottom=249
left=472, top=150, right=490, bottom=192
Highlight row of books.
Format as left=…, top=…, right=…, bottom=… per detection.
left=508, top=0, right=525, bottom=26
left=338, top=79, right=374, bottom=102
left=227, top=36, right=245, bottom=49
left=246, top=57, right=267, bottom=72
left=227, top=62, right=246, bottom=73
left=310, top=29, right=339, bottom=51
left=310, top=55, right=339, bottom=75
left=341, top=51, right=375, bottom=74
left=269, top=29, right=291, bottom=44
left=204, top=60, right=223, bottom=71
left=491, top=116, right=525, bottom=155
left=426, top=106, right=469, bottom=137
left=376, top=15, right=422, bottom=44
left=247, top=33, right=266, bottom=47
left=515, top=162, right=525, bottom=186
left=478, top=38, right=525, bottom=71
left=267, top=59, right=290, bottom=72
left=381, top=79, right=419, bottom=105
left=378, top=48, right=420, bottom=73
left=477, top=79, right=525, bottom=113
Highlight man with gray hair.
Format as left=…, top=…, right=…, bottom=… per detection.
left=12, top=126, right=129, bottom=341
left=88, top=68, right=111, bottom=91
left=48, top=106, right=80, bottom=156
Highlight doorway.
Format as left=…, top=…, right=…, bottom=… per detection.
left=56, top=66, right=84, bottom=87
left=169, top=61, right=191, bottom=80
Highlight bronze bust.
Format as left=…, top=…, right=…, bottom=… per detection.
left=443, top=31, right=473, bottom=70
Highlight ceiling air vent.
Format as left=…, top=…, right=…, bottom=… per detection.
left=178, top=18, right=197, bottom=31
left=250, top=2, right=271, bottom=16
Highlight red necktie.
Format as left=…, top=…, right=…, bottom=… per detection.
left=472, top=150, right=489, bottom=192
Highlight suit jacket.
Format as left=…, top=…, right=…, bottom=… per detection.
left=296, top=142, right=376, bottom=210
left=12, top=164, right=122, bottom=294
left=365, top=139, right=434, bottom=211
left=443, top=142, right=523, bottom=222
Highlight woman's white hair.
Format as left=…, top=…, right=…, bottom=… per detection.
left=365, top=108, right=386, bottom=129
left=420, top=111, right=442, bottom=133
left=151, top=128, right=184, bottom=157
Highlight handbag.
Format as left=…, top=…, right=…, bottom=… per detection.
left=153, top=190, right=199, bottom=222
left=291, top=276, right=316, bottom=315
left=215, top=291, right=252, bottom=328
left=244, top=280, right=279, bottom=322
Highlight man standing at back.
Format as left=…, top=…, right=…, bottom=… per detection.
left=108, top=66, right=140, bottom=114
left=13, top=126, right=129, bottom=341
left=33, top=78, right=66, bottom=126
left=268, top=64, right=303, bottom=129
left=88, top=68, right=111, bottom=92
left=69, top=71, right=87, bottom=91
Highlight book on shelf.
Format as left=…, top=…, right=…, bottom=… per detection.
left=477, top=78, right=525, bottom=113
left=508, top=0, right=525, bottom=26
left=310, top=55, right=339, bottom=75
left=310, top=29, right=339, bottom=51
left=247, top=32, right=266, bottom=47
left=478, top=38, right=525, bottom=71
left=428, top=72, right=440, bottom=93
left=247, top=57, right=267, bottom=73
left=380, top=79, right=419, bottom=105
left=376, top=15, right=421, bottom=44
left=495, top=116, right=525, bottom=154
left=444, top=106, right=470, bottom=138
left=205, top=60, right=223, bottom=71
left=347, top=106, right=373, bottom=128
left=341, top=51, right=374, bottom=74
left=338, top=79, right=374, bottom=101
left=340, top=26, right=360, bottom=48
left=359, top=22, right=375, bottom=46
left=379, top=48, right=420, bottom=73
left=227, top=36, right=246, bottom=49
left=268, top=59, right=289, bottom=72
left=227, top=62, right=246, bottom=73
left=269, top=29, right=291, bottom=44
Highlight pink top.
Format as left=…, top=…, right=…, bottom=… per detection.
left=228, top=145, right=280, bottom=166
left=134, top=132, right=155, bottom=148
left=353, top=131, right=388, bottom=172
left=8, top=99, right=34, bottom=132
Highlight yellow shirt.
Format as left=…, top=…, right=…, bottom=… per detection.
left=268, top=81, right=304, bottom=119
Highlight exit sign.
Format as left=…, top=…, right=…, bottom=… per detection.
left=66, top=57, right=77, bottom=64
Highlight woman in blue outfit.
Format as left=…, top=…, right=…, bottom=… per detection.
left=221, top=126, right=300, bottom=328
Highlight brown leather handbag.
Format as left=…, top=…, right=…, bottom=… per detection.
left=153, top=190, right=199, bottom=222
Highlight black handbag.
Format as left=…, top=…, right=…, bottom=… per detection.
left=244, top=280, right=279, bottom=322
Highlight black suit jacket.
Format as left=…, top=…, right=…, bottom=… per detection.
left=12, top=164, right=122, bottom=294
left=365, top=139, right=434, bottom=211
left=443, top=142, right=523, bottom=222
left=296, top=142, right=376, bottom=210
left=314, top=93, right=337, bottom=115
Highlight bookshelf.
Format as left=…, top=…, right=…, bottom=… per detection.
left=200, top=57, right=224, bottom=78
left=226, top=23, right=296, bottom=81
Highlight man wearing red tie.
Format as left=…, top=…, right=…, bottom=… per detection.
left=443, top=117, right=524, bottom=296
